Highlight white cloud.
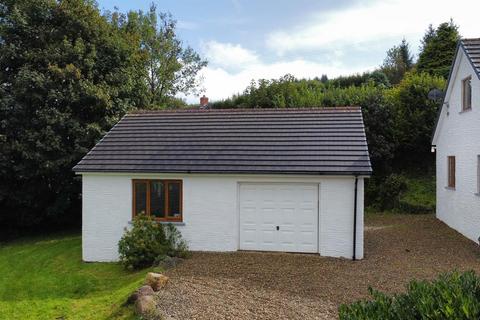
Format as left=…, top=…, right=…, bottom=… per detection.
left=202, top=40, right=259, bottom=69
left=185, top=0, right=479, bottom=104
left=266, top=0, right=479, bottom=54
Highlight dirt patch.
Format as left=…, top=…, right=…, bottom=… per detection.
left=155, top=214, right=480, bottom=319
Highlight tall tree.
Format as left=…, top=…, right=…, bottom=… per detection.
left=389, top=72, right=446, bottom=169
left=128, top=5, right=207, bottom=106
left=417, top=20, right=460, bottom=79
left=0, top=0, right=147, bottom=234
left=381, top=39, right=414, bottom=85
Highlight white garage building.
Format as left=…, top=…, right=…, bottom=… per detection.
left=74, top=107, right=372, bottom=262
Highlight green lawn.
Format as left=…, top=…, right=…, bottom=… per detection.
left=398, top=174, right=436, bottom=213
left=0, top=233, right=154, bottom=319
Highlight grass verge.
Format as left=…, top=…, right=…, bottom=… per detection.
left=0, top=233, right=155, bottom=320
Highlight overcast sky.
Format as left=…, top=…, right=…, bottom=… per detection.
left=97, top=0, right=479, bottom=103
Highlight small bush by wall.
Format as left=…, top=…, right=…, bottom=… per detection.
left=366, top=173, right=435, bottom=214
left=118, top=215, right=188, bottom=270
left=339, top=271, right=480, bottom=320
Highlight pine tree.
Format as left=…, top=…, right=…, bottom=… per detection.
left=380, top=39, right=414, bottom=85
left=417, top=20, right=460, bottom=79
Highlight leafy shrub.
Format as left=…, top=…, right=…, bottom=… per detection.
left=164, top=223, right=189, bottom=258
left=366, top=173, right=436, bottom=214
left=339, top=271, right=480, bottom=320
left=367, top=173, right=407, bottom=211
left=398, top=174, right=435, bottom=214
left=118, top=215, right=188, bottom=270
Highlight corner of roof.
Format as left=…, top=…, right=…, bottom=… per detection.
left=432, top=38, right=480, bottom=144
left=459, top=38, right=480, bottom=80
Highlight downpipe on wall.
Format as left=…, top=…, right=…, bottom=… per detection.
left=353, top=176, right=358, bottom=261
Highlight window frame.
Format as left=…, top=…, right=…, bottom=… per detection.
left=462, top=76, right=472, bottom=112
left=447, top=156, right=456, bottom=189
left=132, top=179, right=183, bottom=222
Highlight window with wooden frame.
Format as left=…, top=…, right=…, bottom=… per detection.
left=462, top=76, right=472, bottom=111
left=132, top=180, right=183, bottom=221
left=447, top=156, right=456, bottom=189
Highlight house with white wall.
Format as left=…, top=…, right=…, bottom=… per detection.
left=432, top=38, right=480, bottom=243
left=74, top=107, right=372, bottom=262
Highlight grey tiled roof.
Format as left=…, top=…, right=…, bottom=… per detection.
left=73, top=107, right=372, bottom=175
left=461, top=38, right=480, bottom=79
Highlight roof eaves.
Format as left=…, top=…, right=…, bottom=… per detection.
left=73, top=168, right=373, bottom=176
left=460, top=40, right=480, bottom=80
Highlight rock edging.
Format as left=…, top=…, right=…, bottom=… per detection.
left=127, top=272, right=170, bottom=319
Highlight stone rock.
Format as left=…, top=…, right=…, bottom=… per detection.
left=135, top=295, right=156, bottom=317
left=146, top=272, right=169, bottom=291
left=126, top=285, right=155, bottom=304
left=137, top=285, right=155, bottom=296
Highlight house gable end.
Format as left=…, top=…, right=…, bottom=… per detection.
left=432, top=41, right=479, bottom=145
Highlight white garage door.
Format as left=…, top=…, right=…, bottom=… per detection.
left=239, top=183, right=318, bottom=253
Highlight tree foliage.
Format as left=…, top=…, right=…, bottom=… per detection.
left=381, top=39, right=414, bottom=85
left=417, top=21, right=460, bottom=79
left=121, top=4, right=207, bottom=106
left=0, top=0, right=205, bottom=234
left=387, top=72, right=446, bottom=168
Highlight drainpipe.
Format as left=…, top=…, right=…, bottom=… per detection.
left=353, top=176, right=358, bottom=261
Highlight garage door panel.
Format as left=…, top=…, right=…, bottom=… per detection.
left=239, top=183, right=318, bottom=253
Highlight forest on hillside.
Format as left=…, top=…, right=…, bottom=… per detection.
left=0, top=0, right=461, bottom=235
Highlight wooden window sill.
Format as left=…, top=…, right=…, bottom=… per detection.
left=459, top=108, right=472, bottom=114
left=128, top=220, right=185, bottom=226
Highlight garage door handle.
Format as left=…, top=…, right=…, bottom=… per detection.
left=276, top=226, right=279, bottom=231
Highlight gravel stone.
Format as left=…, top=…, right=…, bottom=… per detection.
left=154, top=214, right=480, bottom=319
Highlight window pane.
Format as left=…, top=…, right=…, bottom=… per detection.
left=167, top=182, right=181, bottom=218
left=134, top=182, right=147, bottom=215
left=150, top=181, right=165, bottom=218
left=467, top=79, right=472, bottom=108
left=463, top=78, right=472, bottom=110
left=448, top=156, right=455, bottom=188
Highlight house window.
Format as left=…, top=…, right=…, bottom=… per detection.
left=447, top=156, right=456, bottom=189
left=462, top=76, right=472, bottom=111
left=133, top=180, right=182, bottom=221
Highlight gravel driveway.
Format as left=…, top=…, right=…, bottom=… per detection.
left=156, top=214, right=480, bottom=319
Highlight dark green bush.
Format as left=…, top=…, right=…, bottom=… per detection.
left=366, top=173, right=436, bottom=214
left=367, top=173, right=408, bottom=211
left=118, top=215, right=188, bottom=270
left=339, top=271, right=480, bottom=320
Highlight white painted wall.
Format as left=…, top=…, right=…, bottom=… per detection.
left=81, top=173, right=365, bottom=262
left=434, top=49, right=480, bottom=243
